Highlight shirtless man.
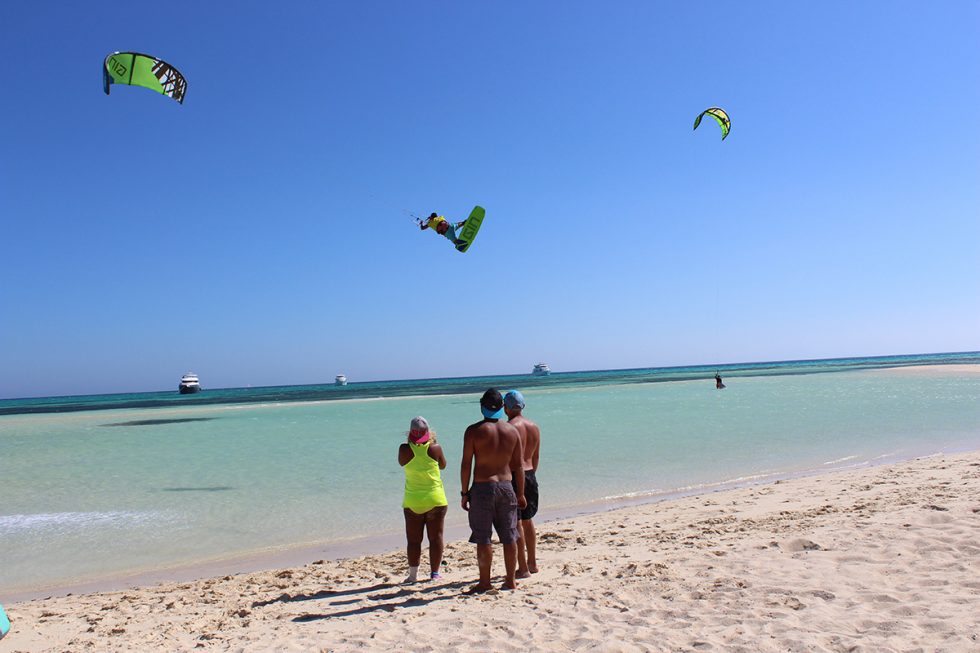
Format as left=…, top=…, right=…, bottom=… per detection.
left=504, top=390, right=541, bottom=578
left=460, top=388, right=526, bottom=592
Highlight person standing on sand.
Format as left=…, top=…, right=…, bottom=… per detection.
left=504, top=390, right=541, bottom=578
left=399, top=416, right=448, bottom=583
left=460, top=388, right=526, bottom=592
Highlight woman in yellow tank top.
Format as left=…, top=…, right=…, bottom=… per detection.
left=398, top=416, right=448, bottom=582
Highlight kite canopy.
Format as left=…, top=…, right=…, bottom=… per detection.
left=693, top=107, right=730, bottom=140
left=103, top=52, right=187, bottom=104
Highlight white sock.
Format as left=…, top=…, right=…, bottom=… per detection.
left=405, top=566, right=419, bottom=582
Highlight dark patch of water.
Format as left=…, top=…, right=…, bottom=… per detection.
left=161, top=486, right=234, bottom=492
left=103, top=417, right=217, bottom=427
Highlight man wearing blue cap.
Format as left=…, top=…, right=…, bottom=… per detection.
left=460, top=388, right=526, bottom=592
left=505, top=390, right=541, bottom=577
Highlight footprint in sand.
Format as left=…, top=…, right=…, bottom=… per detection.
left=780, top=538, right=823, bottom=552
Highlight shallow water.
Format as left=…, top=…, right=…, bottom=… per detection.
left=1, top=354, right=978, bottom=593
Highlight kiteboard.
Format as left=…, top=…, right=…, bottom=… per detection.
left=455, top=206, right=486, bottom=253
left=0, top=603, right=10, bottom=640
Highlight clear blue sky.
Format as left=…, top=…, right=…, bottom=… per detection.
left=1, top=1, right=978, bottom=398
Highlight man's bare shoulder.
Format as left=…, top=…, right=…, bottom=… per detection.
left=508, top=415, right=529, bottom=438
left=465, top=419, right=503, bottom=440
left=499, top=420, right=521, bottom=441
left=464, top=420, right=486, bottom=437
left=511, top=415, right=539, bottom=432
left=524, top=417, right=540, bottom=435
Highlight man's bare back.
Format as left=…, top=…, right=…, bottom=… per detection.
left=508, top=414, right=540, bottom=472
left=465, top=419, right=522, bottom=482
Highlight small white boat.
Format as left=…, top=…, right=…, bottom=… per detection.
left=532, top=363, right=551, bottom=376
left=179, top=373, right=201, bottom=394
left=335, top=374, right=348, bottom=386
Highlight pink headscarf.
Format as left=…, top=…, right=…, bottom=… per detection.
left=409, top=416, right=430, bottom=444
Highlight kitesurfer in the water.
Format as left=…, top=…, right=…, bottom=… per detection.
left=420, top=213, right=468, bottom=250
left=715, top=373, right=726, bottom=389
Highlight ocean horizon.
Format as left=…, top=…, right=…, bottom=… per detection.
left=2, top=350, right=978, bottom=414
left=2, top=351, right=979, bottom=597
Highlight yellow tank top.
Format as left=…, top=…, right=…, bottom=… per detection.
left=426, top=215, right=447, bottom=231
left=403, top=442, right=448, bottom=513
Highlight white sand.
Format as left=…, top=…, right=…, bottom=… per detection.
left=3, top=451, right=979, bottom=652
left=872, top=363, right=980, bottom=377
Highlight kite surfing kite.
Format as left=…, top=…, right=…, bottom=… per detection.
left=103, top=52, right=187, bottom=104
left=693, top=107, right=730, bottom=140
left=418, top=206, right=486, bottom=253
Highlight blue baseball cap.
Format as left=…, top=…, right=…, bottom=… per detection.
left=480, top=388, right=505, bottom=419
left=503, top=390, right=525, bottom=410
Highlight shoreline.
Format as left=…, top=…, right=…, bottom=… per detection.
left=6, top=443, right=978, bottom=597
left=7, top=440, right=978, bottom=604
left=6, top=440, right=975, bottom=604
left=5, top=449, right=978, bottom=651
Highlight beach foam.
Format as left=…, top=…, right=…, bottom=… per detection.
left=0, top=511, right=164, bottom=534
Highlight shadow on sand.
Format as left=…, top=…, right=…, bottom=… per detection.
left=251, top=580, right=473, bottom=621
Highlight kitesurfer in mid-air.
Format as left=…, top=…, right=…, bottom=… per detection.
left=420, top=213, right=469, bottom=251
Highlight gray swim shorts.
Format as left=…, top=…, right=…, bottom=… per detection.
left=467, top=481, right=519, bottom=545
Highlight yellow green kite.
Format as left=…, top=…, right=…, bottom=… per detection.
left=693, top=107, right=730, bottom=140
left=103, top=52, right=187, bottom=104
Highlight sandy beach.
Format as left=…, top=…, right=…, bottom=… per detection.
left=3, top=450, right=978, bottom=652
left=878, top=364, right=980, bottom=377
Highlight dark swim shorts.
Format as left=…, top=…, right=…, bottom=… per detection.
left=467, top=481, right=519, bottom=545
left=512, top=470, right=539, bottom=520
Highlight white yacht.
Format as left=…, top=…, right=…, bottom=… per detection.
left=532, top=363, right=551, bottom=376
left=179, top=373, right=201, bottom=394
left=335, top=374, right=348, bottom=386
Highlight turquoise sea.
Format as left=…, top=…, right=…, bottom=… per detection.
left=1, top=352, right=978, bottom=597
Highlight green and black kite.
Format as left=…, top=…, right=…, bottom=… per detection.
left=103, top=52, right=187, bottom=104
left=693, top=107, right=730, bottom=140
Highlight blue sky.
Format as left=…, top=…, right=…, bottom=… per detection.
left=1, top=1, right=978, bottom=398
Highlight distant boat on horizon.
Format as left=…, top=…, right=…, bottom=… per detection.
left=532, top=363, right=551, bottom=376
left=335, top=374, right=347, bottom=386
left=179, top=373, right=201, bottom=394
